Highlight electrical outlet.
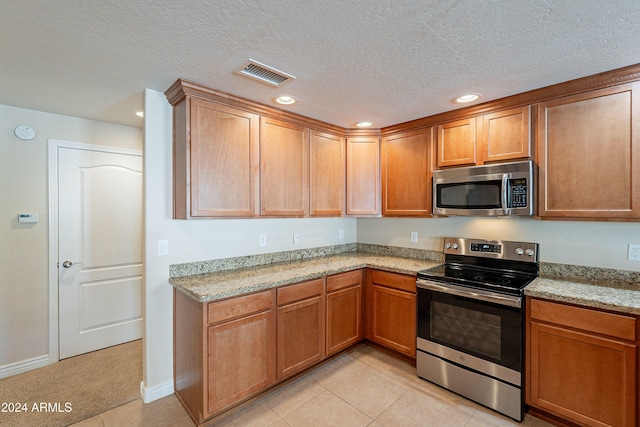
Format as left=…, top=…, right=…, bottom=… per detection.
left=628, top=244, right=640, bottom=261
left=157, top=240, right=168, bottom=256
left=339, top=229, right=344, bottom=240
left=293, top=232, right=300, bottom=244
left=259, top=234, right=267, bottom=247
left=411, top=231, right=418, bottom=243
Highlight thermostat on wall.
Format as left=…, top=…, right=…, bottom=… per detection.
left=18, top=213, right=39, bottom=223
left=14, top=125, right=36, bottom=141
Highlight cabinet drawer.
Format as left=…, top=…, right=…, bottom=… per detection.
left=370, top=270, right=416, bottom=293
left=208, top=290, right=273, bottom=325
left=327, top=270, right=363, bottom=293
left=529, top=298, right=637, bottom=341
left=277, top=278, right=324, bottom=306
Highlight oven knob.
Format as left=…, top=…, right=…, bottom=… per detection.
left=445, top=242, right=451, bottom=249
left=452, top=243, right=459, bottom=250
left=515, top=247, right=524, bottom=255
left=525, top=249, right=535, bottom=257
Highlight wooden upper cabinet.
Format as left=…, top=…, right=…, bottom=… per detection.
left=381, top=128, right=433, bottom=216
left=537, top=83, right=640, bottom=219
left=260, top=117, right=309, bottom=217
left=175, top=98, right=260, bottom=218
left=481, top=106, right=531, bottom=163
left=436, top=106, right=531, bottom=169
left=346, top=136, right=380, bottom=216
left=309, top=130, right=345, bottom=216
left=436, top=117, right=476, bottom=168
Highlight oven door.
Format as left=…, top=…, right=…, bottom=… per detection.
left=416, top=279, right=523, bottom=375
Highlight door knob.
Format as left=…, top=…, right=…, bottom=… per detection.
left=62, top=260, right=75, bottom=268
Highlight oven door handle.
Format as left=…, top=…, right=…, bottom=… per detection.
left=416, top=279, right=522, bottom=308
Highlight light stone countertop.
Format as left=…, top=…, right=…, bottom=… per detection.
left=169, top=252, right=440, bottom=303
left=525, top=277, right=640, bottom=315
left=168, top=244, right=640, bottom=315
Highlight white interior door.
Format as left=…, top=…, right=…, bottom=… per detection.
left=58, top=146, right=143, bottom=359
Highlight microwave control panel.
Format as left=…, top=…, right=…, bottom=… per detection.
left=509, top=178, right=528, bottom=208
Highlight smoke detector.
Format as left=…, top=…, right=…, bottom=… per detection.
left=235, top=59, right=295, bottom=87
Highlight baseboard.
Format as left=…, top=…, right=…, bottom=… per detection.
left=140, top=379, right=174, bottom=403
left=0, top=355, right=50, bottom=379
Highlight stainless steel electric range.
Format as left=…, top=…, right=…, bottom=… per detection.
left=416, top=237, right=539, bottom=421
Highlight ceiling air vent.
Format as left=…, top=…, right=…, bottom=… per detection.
left=235, top=59, right=295, bottom=87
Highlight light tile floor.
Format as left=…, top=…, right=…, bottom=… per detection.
left=72, top=344, right=553, bottom=426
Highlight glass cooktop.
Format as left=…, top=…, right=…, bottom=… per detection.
left=417, top=263, right=537, bottom=296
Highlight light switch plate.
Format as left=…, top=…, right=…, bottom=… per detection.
left=18, top=213, right=39, bottom=223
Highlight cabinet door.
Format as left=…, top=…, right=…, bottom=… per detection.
left=207, top=310, right=275, bottom=413
left=184, top=99, right=260, bottom=218
left=381, top=128, right=433, bottom=216
left=436, top=117, right=476, bottom=168
left=346, top=136, right=380, bottom=216
left=537, top=83, right=640, bottom=219
left=368, top=270, right=416, bottom=357
left=326, top=270, right=363, bottom=355
left=309, top=130, right=345, bottom=216
left=528, top=322, right=637, bottom=427
left=277, top=295, right=325, bottom=379
left=480, top=106, right=531, bottom=163
left=260, top=117, right=309, bottom=217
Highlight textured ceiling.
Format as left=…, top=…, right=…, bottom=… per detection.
left=2, top=0, right=640, bottom=129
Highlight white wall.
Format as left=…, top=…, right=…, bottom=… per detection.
left=0, top=104, right=142, bottom=376
left=358, top=216, right=640, bottom=272
left=141, top=89, right=357, bottom=401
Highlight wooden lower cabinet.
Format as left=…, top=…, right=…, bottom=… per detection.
left=366, top=269, right=416, bottom=358
left=527, top=298, right=638, bottom=427
left=326, top=270, right=363, bottom=356
left=174, top=288, right=276, bottom=424
left=207, top=310, right=274, bottom=413
left=276, top=278, right=325, bottom=379
left=174, top=268, right=417, bottom=424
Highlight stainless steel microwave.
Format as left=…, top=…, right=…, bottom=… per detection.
left=433, top=160, right=534, bottom=216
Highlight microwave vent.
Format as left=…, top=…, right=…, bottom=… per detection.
left=235, top=59, right=295, bottom=86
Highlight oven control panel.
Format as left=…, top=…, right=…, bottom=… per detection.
left=443, top=237, right=538, bottom=262
left=470, top=243, right=501, bottom=253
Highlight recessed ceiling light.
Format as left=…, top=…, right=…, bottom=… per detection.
left=356, top=121, right=373, bottom=128
left=274, top=96, right=296, bottom=105
left=455, top=93, right=481, bottom=103
left=135, top=111, right=144, bottom=117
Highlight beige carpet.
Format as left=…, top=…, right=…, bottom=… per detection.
left=0, top=339, right=142, bottom=427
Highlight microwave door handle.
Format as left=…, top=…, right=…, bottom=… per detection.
left=501, top=174, right=510, bottom=215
